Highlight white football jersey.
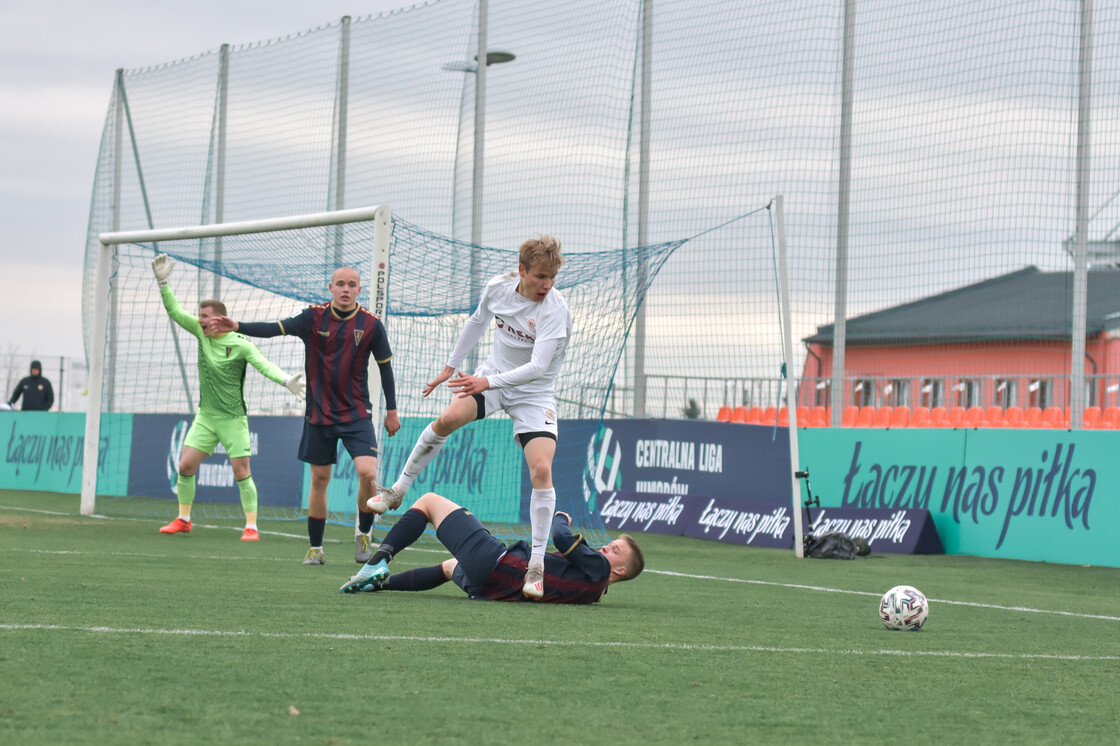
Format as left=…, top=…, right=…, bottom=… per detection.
left=454, top=271, right=572, bottom=397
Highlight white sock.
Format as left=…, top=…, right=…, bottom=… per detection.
left=245, top=523, right=257, bottom=531
left=393, top=423, right=447, bottom=493
left=528, top=487, right=556, bottom=565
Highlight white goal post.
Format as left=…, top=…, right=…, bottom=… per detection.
left=772, top=195, right=806, bottom=558
left=80, top=205, right=392, bottom=515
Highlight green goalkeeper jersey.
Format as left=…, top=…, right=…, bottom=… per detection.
left=160, top=285, right=288, bottom=418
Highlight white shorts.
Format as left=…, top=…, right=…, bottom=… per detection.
left=476, top=364, right=558, bottom=440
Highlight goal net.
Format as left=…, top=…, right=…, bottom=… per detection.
left=82, top=206, right=687, bottom=546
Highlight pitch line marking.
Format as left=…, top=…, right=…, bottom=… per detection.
left=649, top=570, right=1120, bottom=622
left=0, top=623, right=1116, bottom=661
left=4, top=503, right=1116, bottom=622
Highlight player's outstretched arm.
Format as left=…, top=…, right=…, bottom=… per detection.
left=422, top=366, right=456, bottom=397
left=212, top=314, right=296, bottom=338
left=152, top=254, right=204, bottom=336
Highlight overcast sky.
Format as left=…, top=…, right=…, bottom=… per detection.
left=0, top=0, right=408, bottom=362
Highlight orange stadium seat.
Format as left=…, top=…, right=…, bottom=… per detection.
left=857, top=406, right=876, bottom=427
left=873, top=406, right=893, bottom=428
left=731, top=406, right=749, bottom=423
left=910, top=406, right=931, bottom=427
left=1003, top=406, right=1024, bottom=428
left=842, top=406, right=859, bottom=428
left=747, top=406, right=763, bottom=424
left=1023, top=406, right=1043, bottom=428
left=762, top=406, right=778, bottom=425
left=777, top=407, right=790, bottom=426
left=795, top=406, right=810, bottom=427
left=1097, top=406, right=1118, bottom=429
left=1041, top=406, right=1064, bottom=428
left=929, top=406, right=949, bottom=427
left=965, top=406, right=986, bottom=428
left=716, top=405, right=733, bottom=423
left=810, top=406, right=828, bottom=427
left=889, top=405, right=911, bottom=428
left=947, top=406, right=966, bottom=428
left=1082, top=406, right=1102, bottom=429
left=984, top=406, right=1005, bottom=427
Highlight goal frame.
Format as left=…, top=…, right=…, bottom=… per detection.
left=80, top=205, right=392, bottom=515
left=771, top=195, right=806, bottom=557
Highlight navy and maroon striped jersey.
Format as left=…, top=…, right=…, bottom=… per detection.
left=238, top=303, right=396, bottom=425
left=477, top=518, right=612, bottom=604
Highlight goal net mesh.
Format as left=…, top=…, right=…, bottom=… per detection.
left=91, top=213, right=697, bottom=545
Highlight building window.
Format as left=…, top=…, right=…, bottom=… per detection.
left=952, top=379, right=979, bottom=408
left=995, top=379, right=1017, bottom=409
left=887, top=379, right=911, bottom=407
left=920, top=379, right=943, bottom=409
left=1028, top=379, right=1052, bottom=409
left=813, top=379, right=830, bottom=407
left=853, top=379, right=873, bottom=408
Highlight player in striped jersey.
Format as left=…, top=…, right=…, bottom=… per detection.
left=208, top=266, right=400, bottom=564
left=151, top=254, right=305, bottom=541
left=339, top=491, right=643, bottom=604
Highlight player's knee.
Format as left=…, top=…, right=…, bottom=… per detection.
left=432, top=414, right=463, bottom=437
left=527, top=459, right=553, bottom=485
left=440, top=558, right=458, bottom=580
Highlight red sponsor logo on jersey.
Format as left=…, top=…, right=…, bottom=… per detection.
left=528, top=319, right=536, bottom=333
left=545, top=409, right=556, bottom=425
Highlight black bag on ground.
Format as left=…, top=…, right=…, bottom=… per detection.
left=805, top=531, right=870, bottom=559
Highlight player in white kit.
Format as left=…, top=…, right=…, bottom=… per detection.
left=367, top=235, right=571, bottom=600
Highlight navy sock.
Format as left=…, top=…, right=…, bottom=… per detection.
left=372, top=508, right=429, bottom=564
left=380, top=564, right=449, bottom=592
left=357, top=510, right=375, bottom=534
left=308, top=516, right=326, bottom=547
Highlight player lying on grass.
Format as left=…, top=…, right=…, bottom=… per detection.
left=368, top=235, right=572, bottom=600
left=152, top=254, right=305, bottom=541
left=340, top=491, right=644, bottom=604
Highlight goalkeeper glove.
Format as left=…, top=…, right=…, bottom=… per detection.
left=152, top=254, right=174, bottom=288
left=284, top=372, right=306, bottom=402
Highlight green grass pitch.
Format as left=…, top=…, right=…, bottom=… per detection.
left=1, top=489, right=1117, bottom=745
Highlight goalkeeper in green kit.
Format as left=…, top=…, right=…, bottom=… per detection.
left=151, top=254, right=306, bottom=541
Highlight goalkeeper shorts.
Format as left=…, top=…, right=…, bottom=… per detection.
left=184, top=412, right=252, bottom=460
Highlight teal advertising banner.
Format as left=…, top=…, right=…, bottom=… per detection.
left=798, top=428, right=1119, bottom=567
left=314, top=416, right=522, bottom=523
left=1, top=411, right=131, bottom=496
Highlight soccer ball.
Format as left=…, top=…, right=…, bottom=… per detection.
left=879, top=585, right=929, bottom=631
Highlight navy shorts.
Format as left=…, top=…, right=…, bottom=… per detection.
left=298, top=419, right=378, bottom=465
left=436, top=508, right=507, bottom=595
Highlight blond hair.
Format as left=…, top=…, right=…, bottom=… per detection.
left=199, top=299, right=228, bottom=316
left=519, top=235, right=563, bottom=274
left=617, top=533, right=645, bottom=581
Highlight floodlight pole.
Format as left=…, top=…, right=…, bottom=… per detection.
left=1070, top=0, right=1093, bottom=428
left=442, top=2, right=515, bottom=372
left=830, top=0, right=855, bottom=425
left=634, top=0, right=653, bottom=418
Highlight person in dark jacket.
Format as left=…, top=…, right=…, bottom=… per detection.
left=339, top=491, right=644, bottom=604
left=8, top=360, right=54, bottom=411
